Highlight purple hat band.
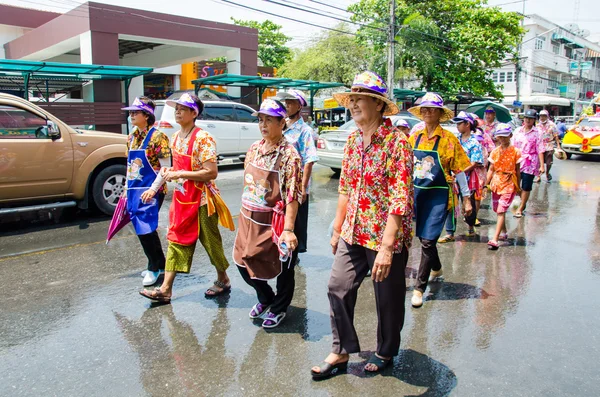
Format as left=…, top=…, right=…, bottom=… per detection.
left=494, top=123, right=513, bottom=136
left=122, top=97, right=154, bottom=115
left=166, top=93, right=199, bottom=113
left=351, top=71, right=388, bottom=95
left=452, top=111, right=474, bottom=125
left=252, top=99, right=287, bottom=118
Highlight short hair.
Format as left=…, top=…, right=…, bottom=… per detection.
left=138, top=96, right=156, bottom=128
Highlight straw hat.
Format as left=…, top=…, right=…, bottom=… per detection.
left=554, top=148, right=567, bottom=160
left=333, top=71, right=399, bottom=116
left=408, top=92, right=454, bottom=122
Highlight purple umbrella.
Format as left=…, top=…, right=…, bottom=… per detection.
left=106, top=195, right=130, bottom=243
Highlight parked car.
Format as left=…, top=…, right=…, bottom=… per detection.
left=561, top=117, right=600, bottom=159
left=157, top=92, right=261, bottom=165
left=0, top=93, right=128, bottom=216
left=316, top=115, right=420, bottom=173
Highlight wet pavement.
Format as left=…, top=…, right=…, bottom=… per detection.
left=1, top=158, right=600, bottom=396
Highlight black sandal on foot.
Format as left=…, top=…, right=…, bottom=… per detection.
left=205, top=280, right=231, bottom=298
left=311, top=361, right=348, bottom=380
left=364, top=355, right=391, bottom=373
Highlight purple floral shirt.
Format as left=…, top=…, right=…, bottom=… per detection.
left=512, top=126, right=544, bottom=175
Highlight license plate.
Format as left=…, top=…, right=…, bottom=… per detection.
left=219, top=158, right=234, bottom=165
left=331, top=142, right=345, bottom=149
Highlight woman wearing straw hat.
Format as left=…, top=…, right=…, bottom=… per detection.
left=233, top=98, right=303, bottom=329
left=311, top=71, right=413, bottom=379
left=407, top=93, right=473, bottom=308
left=121, top=97, right=171, bottom=287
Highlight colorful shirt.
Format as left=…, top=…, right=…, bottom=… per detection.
left=489, top=145, right=522, bottom=195
left=245, top=136, right=303, bottom=206
left=172, top=128, right=218, bottom=206
left=537, top=121, right=558, bottom=152
left=126, top=126, right=171, bottom=194
left=339, top=118, right=414, bottom=253
left=512, top=126, right=544, bottom=175
left=284, top=117, right=319, bottom=195
left=408, top=125, right=471, bottom=184
left=483, top=120, right=498, bottom=138
left=460, top=134, right=485, bottom=164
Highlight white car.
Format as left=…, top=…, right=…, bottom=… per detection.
left=316, top=115, right=421, bottom=173
left=156, top=93, right=261, bottom=165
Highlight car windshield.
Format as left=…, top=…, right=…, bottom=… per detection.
left=577, top=119, right=600, bottom=127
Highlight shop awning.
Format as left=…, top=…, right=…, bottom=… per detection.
left=520, top=95, right=571, bottom=106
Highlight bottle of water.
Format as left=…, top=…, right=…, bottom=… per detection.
left=279, top=242, right=290, bottom=262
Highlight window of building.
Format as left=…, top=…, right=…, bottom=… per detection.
left=533, top=72, right=543, bottom=84
left=565, top=47, right=573, bottom=59
left=535, top=36, right=546, bottom=50
left=492, top=72, right=498, bottom=82
left=506, top=72, right=514, bottom=82
left=499, top=72, right=506, bottom=83
left=551, top=40, right=560, bottom=54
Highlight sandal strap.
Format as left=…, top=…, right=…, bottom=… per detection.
left=213, top=280, right=229, bottom=289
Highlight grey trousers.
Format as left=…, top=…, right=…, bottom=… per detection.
left=328, top=239, right=408, bottom=357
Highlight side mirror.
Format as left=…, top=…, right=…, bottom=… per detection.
left=47, top=120, right=60, bottom=139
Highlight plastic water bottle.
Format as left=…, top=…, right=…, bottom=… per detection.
left=279, top=241, right=290, bottom=262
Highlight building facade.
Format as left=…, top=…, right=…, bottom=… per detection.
left=493, top=14, right=600, bottom=116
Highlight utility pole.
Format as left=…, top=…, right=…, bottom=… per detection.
left=515, top=0, right=526, bottom=110
left=387, top=0, right=396, bottom=101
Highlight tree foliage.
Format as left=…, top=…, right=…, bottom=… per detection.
left=348, top=0, right=524, bottom=98
left=279, top=24, right=369, bottom=85
left=231, top=18, right=293, bottom=69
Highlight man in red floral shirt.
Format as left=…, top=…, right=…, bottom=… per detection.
left=311, top=71, right=414, bottom=380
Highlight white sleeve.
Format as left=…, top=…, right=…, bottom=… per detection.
left=149, top=157, right=171, bottom=192
left=455, top=172, right=471, bottom=197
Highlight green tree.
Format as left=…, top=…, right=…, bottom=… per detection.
left=231, top=18, right=292, bottom=69
left=348, top=0, right=524, bottom=98
left=279, top=24, right=369, bottom=84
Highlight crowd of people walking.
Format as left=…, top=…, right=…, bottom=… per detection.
left=116, top=69, right=563, bottom=381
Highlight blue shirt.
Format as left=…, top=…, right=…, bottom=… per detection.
left=460, top=134, right=484, bottom=164
left=284, top=117, right=319, bottom=166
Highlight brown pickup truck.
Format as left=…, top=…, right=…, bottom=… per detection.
left=0, top=93, right=127, bottom=216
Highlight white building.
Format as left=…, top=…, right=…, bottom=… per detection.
left=492, top=14, right=600, bottom=116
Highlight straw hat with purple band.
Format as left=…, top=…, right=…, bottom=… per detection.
left=493, top=123, right=513, bottom=137
left=166, top=93, right=200, bottom=113
left=275, top=89, right=308, bottom=107
left=484, top=105, right=496, bottom=113
left=122, top=97, right=154, bottom=115
left=452, top=111, right=475, bottom=126
left=252, top=98, right=288, bottom=118
left=408, top=92, right=454, bottom=122
left=332, top=71, right=399, bottom=116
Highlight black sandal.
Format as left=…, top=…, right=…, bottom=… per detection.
left=205, top=280, right=231, bottom=298
left=364, top=354, right=391, bottom=373
left=311, top=361, right=348, bottom=380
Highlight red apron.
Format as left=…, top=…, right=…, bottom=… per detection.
left=233, top=146, right=285, bottom=280
left=167, top=128, right=204, bottom=246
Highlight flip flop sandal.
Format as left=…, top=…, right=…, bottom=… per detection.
left=205, top=280, right=232, bottom=298
left=513, top=213, right=523, bottom=218
left=364, top=354, right=392, bottom=373
left=249, top=303, right=270, bottom=319
left=487, top=241, right=500, bottom=251
left=139, top=287, right=171, bottom=304
left=499, top=233, right=508, bottom=241
left=438, top=235, right=455, bottom=243
left=474, top=218, right=482, bottom=227
left=311, top=361, right=349, bottom=380
left=262, top=312, right=286, bottom=329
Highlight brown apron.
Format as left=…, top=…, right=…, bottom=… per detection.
left=233, top=146, right=284, bottom=280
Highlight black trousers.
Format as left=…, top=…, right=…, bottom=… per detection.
left=137, top=194, right=166, bottom=272
left=328, top=240, right=408, bottom=357
left=294, top=195, right=309, bottom=253
left=238, top=250, right=298, bottom=315
left=415, top=238, right=442, bottom=293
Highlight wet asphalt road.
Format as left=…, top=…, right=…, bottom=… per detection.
left=1, top=158, right=600, bottom=397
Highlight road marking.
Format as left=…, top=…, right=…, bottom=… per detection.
left=0, top=215, right=240, bottom=262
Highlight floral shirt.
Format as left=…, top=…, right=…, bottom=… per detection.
left=172, top=128, right=218, bottom=206
left=284, top=117, right=319, bottom=194
left=339, top=118, right=414, bottom=253
left=489, top=146, right=522, bottom=195
left=126, top=126, right=171, bottom=194
left=537, top=121, right=558, bottom=152
left=483, top=120, right=498, bottom=138
left=245, top=136, right=303, bottom=206
left=460, top=135, right=485, bottom=165
left=512, top=126, right=544, bottom=175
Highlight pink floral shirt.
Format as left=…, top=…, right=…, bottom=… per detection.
left=512, top=126, right=544, bottom=175
left=537, top=121, right=558, bottom=152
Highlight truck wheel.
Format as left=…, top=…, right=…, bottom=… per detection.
left=92, top=164, right=126, bottom=216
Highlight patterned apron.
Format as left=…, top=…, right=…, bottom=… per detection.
left=233, top=145, right=285, bottom=280
left=413, top=134, right=450, bottom=240
left=167, top=128, right=204, bottom=246
left=126, top=127, right=160, bottom=235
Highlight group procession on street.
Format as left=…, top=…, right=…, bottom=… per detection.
left=115, top=70, right=563, bottom=380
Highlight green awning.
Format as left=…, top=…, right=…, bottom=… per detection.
left=394, top=89, right=426, bottom=101
left=192, top=73, right=345, bottom=92
left=0, top=59, right=152, bottom=80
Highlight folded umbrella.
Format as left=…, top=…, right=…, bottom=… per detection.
left=466, top=100, right=513, bottom=123
left=106, top=195, right=130, bottom=243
